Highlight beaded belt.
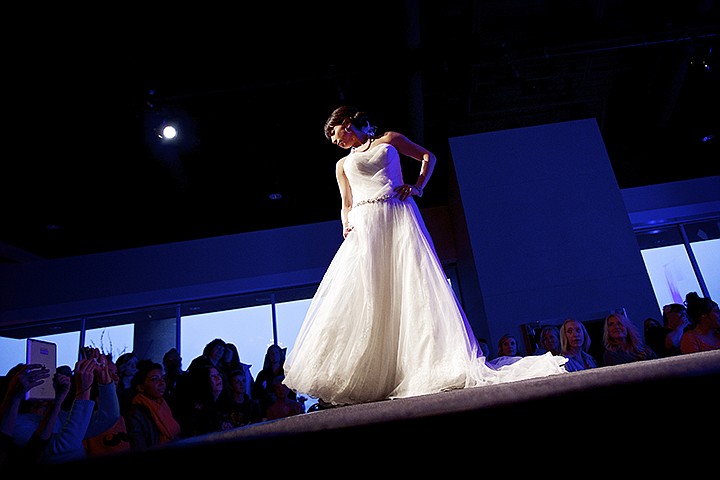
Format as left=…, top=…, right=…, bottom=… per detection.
left=353, top=193, right=398, bottom=208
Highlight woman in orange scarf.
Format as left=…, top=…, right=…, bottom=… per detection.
left=124, top=360, right=181, bottom=450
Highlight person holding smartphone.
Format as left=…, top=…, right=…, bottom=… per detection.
left=1, top=363, right=56, bottom=465
left=10, top=351, right=120, bottom=464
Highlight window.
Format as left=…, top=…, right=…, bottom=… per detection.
left=637, top=218, right=720, bottom=311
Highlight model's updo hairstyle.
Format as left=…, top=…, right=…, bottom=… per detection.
left=685, top=291, right=717, bottom=324
left=324, top=105, right=374, bottom=140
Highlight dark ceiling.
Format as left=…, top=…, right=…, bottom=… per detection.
left=3, top=1, right=719, bottom=261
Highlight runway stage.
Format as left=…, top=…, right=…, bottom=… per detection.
left=61, top=349, right=720, bottom=471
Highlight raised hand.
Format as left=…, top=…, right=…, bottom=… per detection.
left=7, top=363, right=50, bottom=399
left=74, top=358, right=96, bottom=400
left=53, top=370, right=71, bottom=403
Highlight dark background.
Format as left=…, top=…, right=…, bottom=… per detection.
left=3, top=1, right=718, bottom=260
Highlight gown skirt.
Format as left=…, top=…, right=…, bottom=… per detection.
left=283, top=143, right=566, bottom=406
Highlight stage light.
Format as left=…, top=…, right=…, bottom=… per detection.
left=155, top=120, right=179, bottom=140
left=161, top=124, right=178, bottom=139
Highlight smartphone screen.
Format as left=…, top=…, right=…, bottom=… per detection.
left=25, top=339, right=57, bottom=400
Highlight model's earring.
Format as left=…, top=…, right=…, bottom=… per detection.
left=344, top=126, right=351, bottom=133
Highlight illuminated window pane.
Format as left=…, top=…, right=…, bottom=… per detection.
left=85, top=324, right=134, bottom=362
left=275, top=299, right=312, bottom=352
left=181, top=306, right=274, bottom=378
left=691, top=238, right=720, bottom=301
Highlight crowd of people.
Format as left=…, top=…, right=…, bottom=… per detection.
left=1, top=290, right=717, bottom=465
left=0, top=339, right=305, bottom=465
left=490, top=291, right=719, bottom=371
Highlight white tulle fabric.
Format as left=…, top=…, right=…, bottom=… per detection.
left=283, top=143, right=567, bottom=405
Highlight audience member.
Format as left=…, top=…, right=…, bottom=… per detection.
left=497, top=333, right=520, bottom=357
left=645, top=304, right=691, bottom=357
left=253, top=344, right=295, bottom=417
left=534, top=325, right=562, bottom=356
left=602, top=312, right=658, bottom=366
left=560, top=318, right=599, bottom=372
left=184, top=364, right=233, bottom=436
left=644, top=317, right=664, bottom=353
left=221, top=343, right=242, bottom=374
left=476, top=337, right=491, bottom=358
left=223, top=367, right=262, bottom=427
left=0, top=363, right=54, bottom=465
left=680, top=292, right=720, bottom=354
left=54, top=365, right=75, bottom=412
left=221, top=343, right=255, bottom=398
left=162, top=347, right=187, bottom=418
left=124, top=359, right=182, bottom=450
left=114, top=352, right=138, bottom=416
left=82, top=351, right=130, bottom=457
left=486, top=334, right=523, bottom=368
left=175, top=338, right=229, bottom=435
left=187, top=338, right=227, bottom=375
left=265, top=375, right=305, bottom=421
left=12, top=355, right=120, bottom=463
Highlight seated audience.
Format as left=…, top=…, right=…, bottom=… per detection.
left=0, top=363, right=54, bottom=465
left=12, top=356, right=119, bottom=463
left=187, top=338, right=227, bottom=374
left=645, top=303, right=690, bottom=357
left=82, top=350, right=130, bottom=457
left=114, top=352, right=139, bottom=416
left=162, top=347, right=187, bottom=418
left=602, top=312, right=657, bottom=366
left=680, top=292, right=720, bottom=354
left=220, top=343, right=255, bottom=398
left=124, top=360, right=182, bottom=450
left=559, top=318, right=598, bottom=371
left=253, top=344, right=296, bottom=417
left=497, top=333, right=520, bottom=357
left=183, top=364, right=232, bottom=436
left=486, top=333, right=523, bottom=368
left=220, top=343, right=241, bottom=375
left=223, top=367, right=262, bottom=427
left=266, top=376, right=305, bottom=421
left=476, top=337, right=491, bottom=358
left=534, top=325, right=562, bottom=356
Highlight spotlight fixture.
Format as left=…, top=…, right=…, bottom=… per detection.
left=159, top=124, right=178, bottom=140
left=156, top=119, right=179, bottom=140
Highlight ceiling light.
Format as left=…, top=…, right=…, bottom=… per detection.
left=159, top=124, right=178, bottom=140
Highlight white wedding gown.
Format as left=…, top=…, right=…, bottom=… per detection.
left=283, top=142, right=567, bottom=405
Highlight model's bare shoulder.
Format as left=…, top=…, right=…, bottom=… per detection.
left=382, top=131, right=404, bottom=142
left=335, top=157, right=347, bottom=177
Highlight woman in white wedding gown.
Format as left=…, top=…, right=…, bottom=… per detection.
left=283, top=106, right=567, bottom=406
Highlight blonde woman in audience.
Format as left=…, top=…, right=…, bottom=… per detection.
left=496, top=333, right=520, bottom=358
left=534, top=325, right=561, bottom=356
left=559, top=319, right=598, bottom=372
left=602, top=312, right=657, bottom=366
left=680, top=292, right=720, bottom=354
